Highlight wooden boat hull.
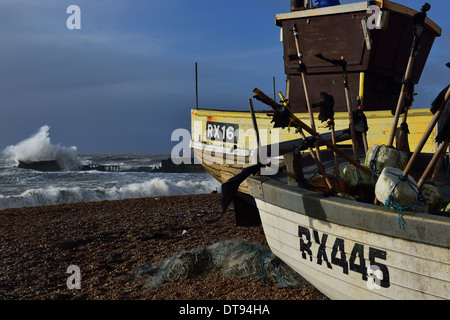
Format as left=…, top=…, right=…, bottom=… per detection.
left=191, top=146, right=254, bottom=194
left=191, top=108, right=437, bottom=191
left=247, top=175, right=450, bottom=300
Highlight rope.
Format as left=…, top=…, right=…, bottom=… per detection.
left=369, top=145, right=382, bottom=183
left=257, top=250, right=291, bottom=288
left=356, top=166, right=363, bottom=186
left=383, top=172, right=419, bottom=229
left=273, top=258, right=290, bottom=288
left=258, top=250, right=271, bottom=284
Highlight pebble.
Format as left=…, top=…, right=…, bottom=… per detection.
left=0, top=194, right=325, bottom=300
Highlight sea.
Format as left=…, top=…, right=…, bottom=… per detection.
left=0, top=126, right=221, bottom=210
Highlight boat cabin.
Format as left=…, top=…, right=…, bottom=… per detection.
left=277, top=0, right=441, bottom=113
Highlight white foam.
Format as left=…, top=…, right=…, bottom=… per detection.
left=2, top=125, right=81, bottom=170
left=0, top=176, right=221, bottom=210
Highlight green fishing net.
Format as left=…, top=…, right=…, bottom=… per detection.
left=133, top=239, right=307, bottom=289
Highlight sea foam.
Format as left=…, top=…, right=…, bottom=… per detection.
left=0, top=126, right=221, bottom=210
left=0, top=176, right=221, bottom=210
left=2, top=125, right=81, bottom=170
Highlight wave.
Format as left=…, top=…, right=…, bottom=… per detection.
left=0, top=177, right=221, bottom=210
left=2, top=125, right=81, bottom=170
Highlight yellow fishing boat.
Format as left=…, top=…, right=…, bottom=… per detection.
left=190, top=0, right=441, bottom=193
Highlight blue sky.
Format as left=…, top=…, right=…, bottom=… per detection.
left=0, top=0, right=448, bottom=153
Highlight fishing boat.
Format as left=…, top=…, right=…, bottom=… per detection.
left=191, top=0, right=441, bottom=193
left=189, top=0, right=449, bottom=299
left=246, top=149, right=450, bottom=300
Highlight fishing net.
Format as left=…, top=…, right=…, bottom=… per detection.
left=133, top=239, right=307, bottom=289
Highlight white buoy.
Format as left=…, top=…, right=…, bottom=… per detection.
left=364, top=144, right=409, bottom=173
left=375, top=167, right=419, bottom=208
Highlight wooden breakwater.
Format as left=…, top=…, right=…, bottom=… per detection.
left=153, top=157, right=205, bottom=173
left=81, top=164, right=121, bottom=172
left=17, top=157, right=205, bottom=173
left=81, top=157, right=205, bottom=173
left=18, top=160, right=62, bottom=172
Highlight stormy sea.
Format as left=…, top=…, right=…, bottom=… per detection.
left=0, top=126, right=220, bottom=210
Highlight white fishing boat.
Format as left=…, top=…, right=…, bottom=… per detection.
left=241, top=84, right=450, bottom=299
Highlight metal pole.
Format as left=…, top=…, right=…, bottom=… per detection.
left=195, top=62, right=198, bottom=109
left=273, top=76, right=276, bottom=101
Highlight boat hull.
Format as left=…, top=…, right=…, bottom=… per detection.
left=247, top=176, right=450, bottom=300
left=191, top=108, right=437, bottom=190
left=191, top=146, right=255, bottom=194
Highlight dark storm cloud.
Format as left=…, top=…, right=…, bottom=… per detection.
left=0, top=1, right=197, bottom=153
left=0, top=0, right=284, bottom=153
left=0, top=0, right=447, bottom=153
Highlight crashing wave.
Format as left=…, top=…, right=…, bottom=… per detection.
left=2, top=125, right=81, bottom=171
left=0, top=176, right=221, bottom=210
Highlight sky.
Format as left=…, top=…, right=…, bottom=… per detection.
left=0, top=0, right=448, bottom=154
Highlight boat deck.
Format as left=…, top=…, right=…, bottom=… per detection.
left=247, top=150, right=449, bottom=299
left=248, top=149, right=450, bottom=249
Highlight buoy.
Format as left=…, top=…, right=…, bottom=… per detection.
left=375, top=167, right=419, bottom=208
left=420, top=183, right=443, bottom=212
left=374, top=84, right=450, bottom=220
left=364, top=144, right=408, bottom=174
left=343, top=164, right=373, bottom=189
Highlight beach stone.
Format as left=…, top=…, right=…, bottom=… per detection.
left=364, top=145, right=409, bottom=173
left=420, top=184, right=443, bottom=212
left=375, top=167, right=419, bottom=208
left=342, top=165, right=373, bottom=189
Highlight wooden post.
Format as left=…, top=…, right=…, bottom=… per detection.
left=418, top=140, right=449, bottom=189
left=341, top=56, right=360, bottom=161
left=358, top=72, right=369, bottom=153
left=387, top=4, right=430, bottom=147
left=248, top=99, right=260, bottom=148
left=297, top=127, right=335, bottom=190
left=387, top=57, right=414, bottom=147
left=431, top=142, right=449, bottom=182
left=397, top=110, right=411, bottom=153
left=402, top=86, right=450, bottom=179
left=330, top=119, right=340, bottom=177
left=292, top=24, right=324, bottom=164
